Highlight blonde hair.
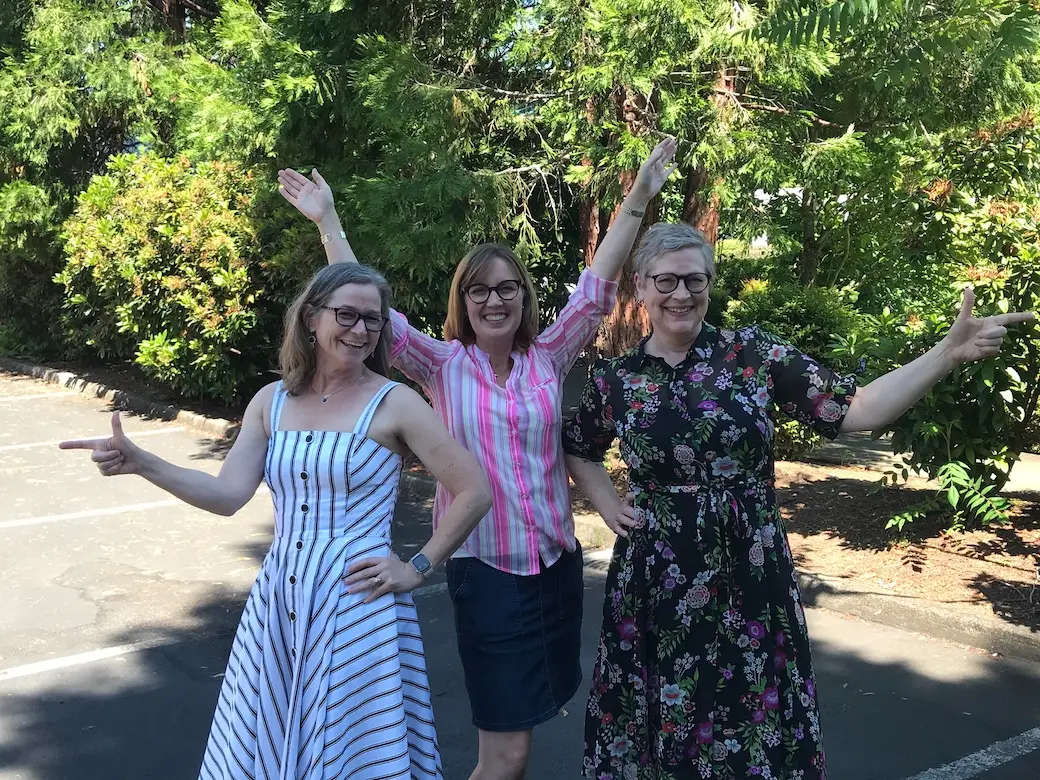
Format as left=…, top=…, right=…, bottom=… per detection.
left=443, top=243, right=540, bottom=351
left=279, top=264, right=393, bottom=395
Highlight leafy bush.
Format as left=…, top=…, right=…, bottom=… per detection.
left=58, top=154, right=271, bottom=402
left=0, top=181, right=65, bottom=354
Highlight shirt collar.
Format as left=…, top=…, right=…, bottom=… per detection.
left=621, top=322, right=717, bottom=372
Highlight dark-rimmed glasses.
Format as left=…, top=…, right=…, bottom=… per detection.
left=319, top=305, right=389, bottom=332
left=464, top=279, right=522, bottom=304
left=649, top=272, right=711, bottom=295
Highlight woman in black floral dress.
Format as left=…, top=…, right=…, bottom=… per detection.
left=564, top=223, right=1034, bottom=780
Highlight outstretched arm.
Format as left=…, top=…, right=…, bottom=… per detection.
left=841, top=288, right=1036, bottom=433
left=588, top=136, right=678, bottom=281
left=58, top=387, right=273, bottom=516
left=278, top=168, right=358, bottom=265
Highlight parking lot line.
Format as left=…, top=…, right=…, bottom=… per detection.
left=0, top=637, right=175, bottom=683
left=0, top=581, right=448, bottom=683
left=0, top=426, right=185, bottom=453
left=0, top=392, right=75, bottom=402
left=0, top=485, right=272, bottom=529
left=0, top=499, right=185, bottom=529
left=904, top=726, right=1040, bottom=779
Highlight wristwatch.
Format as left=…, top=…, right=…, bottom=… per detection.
left=409, top=552, right=433, bottom=579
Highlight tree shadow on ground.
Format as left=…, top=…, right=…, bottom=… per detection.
left=779, top=469, right=1040, bottom=634
left=0, top=472, right=443, bottom=780
left=3, top=564, right=1040, bottom=780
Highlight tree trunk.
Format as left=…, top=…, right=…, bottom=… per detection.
left=679, top=68, right=733, bottom=246
left=682, top=165, right=721, bottom=245
left=798, top=186, right=819, bottom=285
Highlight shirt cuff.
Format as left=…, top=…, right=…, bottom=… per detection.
left=577, top=268, right=619, bottom=315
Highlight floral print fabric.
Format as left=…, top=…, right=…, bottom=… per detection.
left=564, top=324, right=858, bottom=780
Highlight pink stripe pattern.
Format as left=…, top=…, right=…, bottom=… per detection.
left=389, top=270, right=617, bottom=575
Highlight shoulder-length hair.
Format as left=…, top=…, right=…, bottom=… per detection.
left=279, top=263, right=393, bottom=395
left=442, top=243, right=540, bottom=351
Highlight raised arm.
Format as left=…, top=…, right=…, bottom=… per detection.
left=841, top=288, right=1035, bottom=433
left=278, top=167, right=456, bottom=383
left=58, top=386, right=273, bottom=516
left=345, top=386, right=493, bottom=602
left=277, top=168, right=358, bottom=265
left=588, top=136, right=678, bottom=281
left=537, top=139, right=679, bottom=372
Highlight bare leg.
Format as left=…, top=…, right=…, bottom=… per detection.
left=468, top=728, right=533, bottom=780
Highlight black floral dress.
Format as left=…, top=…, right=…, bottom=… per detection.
left=563, top=324, right=858, bottom=780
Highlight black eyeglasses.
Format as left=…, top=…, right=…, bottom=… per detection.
left=649, top=272, right=711, bottom=295
left=320, top=305, right=389, bottom=332
left=464, top=279, right=522, bottom=304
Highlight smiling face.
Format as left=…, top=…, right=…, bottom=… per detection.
left=463, top=257, right=526, bottom=345
left=636, top=246, right=712, bottom=345
left=310, top=282, right=384, bottom=370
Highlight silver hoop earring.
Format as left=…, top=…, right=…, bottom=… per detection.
left=308, top=333, right=317, bottom=347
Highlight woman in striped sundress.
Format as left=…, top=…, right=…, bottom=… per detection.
left=59, top=262, right=493, bottom=780
left=277, top=139, right=678, bottom=780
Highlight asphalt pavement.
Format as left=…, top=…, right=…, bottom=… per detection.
left=1, top=370, right=1039, bottom=780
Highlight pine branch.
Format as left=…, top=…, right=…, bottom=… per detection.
left=712, top=87, right=843, bottom=128
left=413, top=79, right=563, bottom=101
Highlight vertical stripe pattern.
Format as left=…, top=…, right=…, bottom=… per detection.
left=389, top=269, right=617, bottom=576
left=198, top=381, right=441, bottom=780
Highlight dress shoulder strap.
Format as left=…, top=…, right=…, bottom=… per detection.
left=270, top=381, right=288, bottom=433
left=353, top=381, right=399, bottom=438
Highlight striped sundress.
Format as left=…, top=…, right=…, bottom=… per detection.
left=199, top=380, right=442, bottom=780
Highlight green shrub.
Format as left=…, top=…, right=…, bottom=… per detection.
left=717, top=269, right=863, bottom=460
left=0, top=181, right=66, bottom=355
left=58, top=154, right=270, bottom=402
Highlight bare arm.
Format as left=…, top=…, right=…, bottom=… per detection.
left=277, top=168, right=359, bottom=265
left=566, top=455, right=636, bottom=537
left=393, top=389, right=493, bottom=567
left=59, top=386, right=273, bottom=516
left=842, top=289, right=1035, bottom=433
left=588, top=137, right=678, bottom=281
left=345, top=387, right=492, bottom=601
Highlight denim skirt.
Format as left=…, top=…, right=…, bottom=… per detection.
left=445, top=543, right=584, bottom=731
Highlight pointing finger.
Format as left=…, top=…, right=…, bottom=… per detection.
left=58, top=438, right=105, bottom=451
left=990, top=311, right=1036, bottom=327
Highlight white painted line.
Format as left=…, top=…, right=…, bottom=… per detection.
left=0, top=487, right=270, bottom=529
left=0, top=499, right=184, bottom=529
left=904, top=727, right=1040, bottom=780
left=0, top=426, right=184, bottom=453
left=0, top=392, right=74, bottom=402
left=3, top=579, right=446, bottom=682
left=0, top=637, right=176, bottom=683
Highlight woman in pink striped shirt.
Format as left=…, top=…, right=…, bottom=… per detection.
left=277, top=140, right=677, bottom=780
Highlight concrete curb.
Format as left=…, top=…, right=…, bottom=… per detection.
left=0, top=357, right=240, bottom=440
left=6, top=355, right=1039, bottom=662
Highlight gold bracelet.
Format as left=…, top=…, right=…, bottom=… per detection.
left=320, top=230, right=346, bottom=245
left=622, top=205, right=646, bottom=219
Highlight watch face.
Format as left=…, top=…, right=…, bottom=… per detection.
left=411, top=553, right=433, bottom=574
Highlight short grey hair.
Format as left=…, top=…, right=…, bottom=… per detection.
left=632, top=223, right=716, bottom=279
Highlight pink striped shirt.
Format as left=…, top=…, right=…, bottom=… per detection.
left=390, top=270, right=617, bottom=575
